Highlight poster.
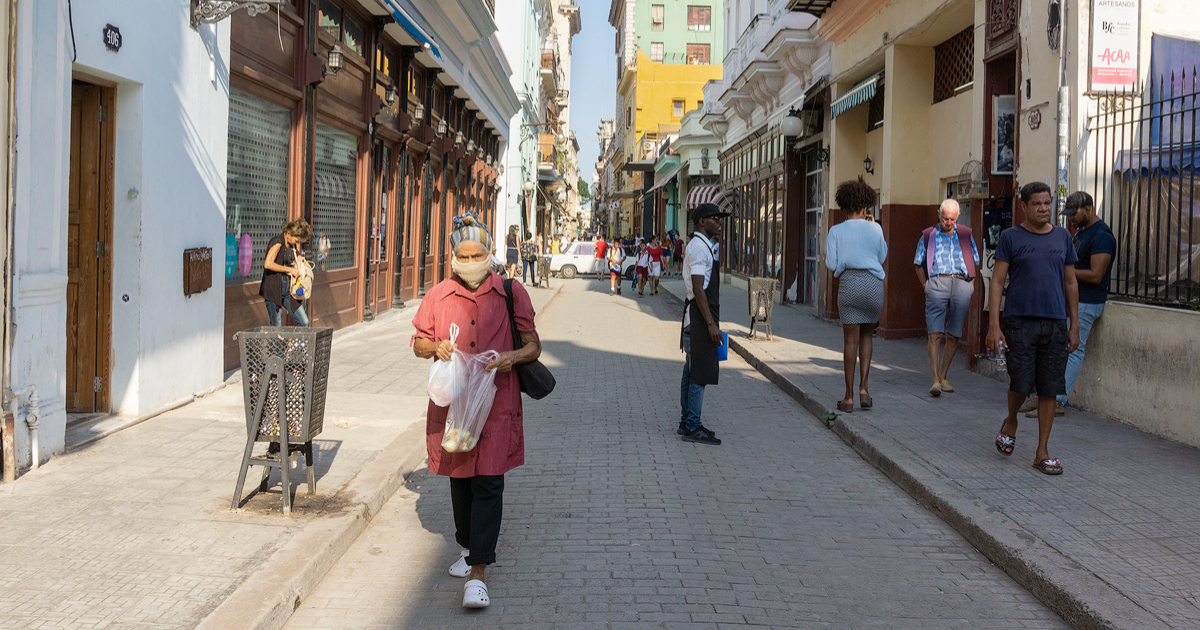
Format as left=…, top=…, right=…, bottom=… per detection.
left=225, top=234, right=237, bottom=278
left=992, top=95, right=1016, bottom=175
left=1090, top=0, right=1140, bottom=92
left=238, top=234, right=253, bottom=276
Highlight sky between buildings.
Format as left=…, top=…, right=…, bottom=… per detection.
left=572, top=0, right=617, bottom=190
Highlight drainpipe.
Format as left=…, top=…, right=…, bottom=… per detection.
left=2, top=0, right=20, bottom=482
left=1054, top=0, right=1070, bottom=217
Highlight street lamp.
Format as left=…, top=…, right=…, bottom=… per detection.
left=780, top=107, right=804, bottom=138
left=523, top=180, right=535, bottom=194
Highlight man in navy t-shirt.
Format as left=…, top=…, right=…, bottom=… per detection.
left=1018, top=191, right=1116, bottom=418
left=987, top=182, right=1080, bottom=476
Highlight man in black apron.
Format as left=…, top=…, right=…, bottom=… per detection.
left=679, top=203, right=730, bottom=445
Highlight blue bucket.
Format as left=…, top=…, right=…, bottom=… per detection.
left=717, top=332, right=728, bottom=361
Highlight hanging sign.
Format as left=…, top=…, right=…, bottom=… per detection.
left=103, top=24, right=122, bottom=53
left=1090, top=0, right=1140, bottom=92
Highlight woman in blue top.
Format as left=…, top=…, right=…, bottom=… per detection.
left=825, top=179, right=888, bottom=412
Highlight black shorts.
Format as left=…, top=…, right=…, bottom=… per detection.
left=1004, top=316, right=1069, bottom=398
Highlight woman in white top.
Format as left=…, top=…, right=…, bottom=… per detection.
left=824, top=179, right=888, bottom=413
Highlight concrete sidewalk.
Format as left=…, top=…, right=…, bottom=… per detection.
left=0, top=279, right=562, bottom=630
left=662, top=279, right=1199, bottom=630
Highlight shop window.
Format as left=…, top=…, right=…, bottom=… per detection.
left=673, top=99, right=684, bottom=117
left=686, top=43, right=710, bottom=64
left=867, top=83, right=885, bottom=131
left=650, top=42, right=664, bottom=62
left=225, top=88, right=291, bottom=286
left=934, top=27, right=974, bottom=103
left=313, top=123, right=359, bottom=271
left=687, top=6, right=711, bottom=31
left=651, top=4, right=664, bottom=30
left=318, top=0, right=363, bottom=56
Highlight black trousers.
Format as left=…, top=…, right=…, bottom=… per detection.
left=450, top=475, right=504, bottom=566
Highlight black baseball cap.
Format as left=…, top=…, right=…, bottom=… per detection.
left=1061, top=191, right=1093, bottom=216
left=691, top=203, right=730, bottom=221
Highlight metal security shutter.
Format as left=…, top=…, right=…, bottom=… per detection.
left=226, top=88, right=291, bottom=285
left=313, top=124, right=359, bottom=271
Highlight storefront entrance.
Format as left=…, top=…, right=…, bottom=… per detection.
left=364, top=140, right=395, bottom=318
left=66, top=81, right=114, bottom=413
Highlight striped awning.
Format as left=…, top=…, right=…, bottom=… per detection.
left=715, top=189, right=739, bottom=216
left=685, top=184, right=720, bottom=209
left=831, top=71, right=883, bottom=119
left=640, top=162, right=685, bottom=201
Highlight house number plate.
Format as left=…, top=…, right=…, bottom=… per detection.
left=103, top=24, right=122, bottom=52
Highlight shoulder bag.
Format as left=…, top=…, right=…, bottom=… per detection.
left=502, top=279, right=556, bottom=399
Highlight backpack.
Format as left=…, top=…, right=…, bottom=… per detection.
left=290, top=255, right=315, bottom=300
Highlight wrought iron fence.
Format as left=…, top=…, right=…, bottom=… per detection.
left=1086, top=69, right=1199, bottom=308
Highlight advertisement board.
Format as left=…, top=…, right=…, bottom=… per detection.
left=1090, top=0, right=1140, bottom=92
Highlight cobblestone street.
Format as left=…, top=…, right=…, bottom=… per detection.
left=283, top=280, right=1068, bottom=629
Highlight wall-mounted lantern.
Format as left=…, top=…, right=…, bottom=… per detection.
left=863, top=156, right=875, bottom=175
left=436, top=119, right=448, bottom=137
left=384, top=83, right=398, bottom=106
left=414, top=103, right=426, bottom=123
left=324, top=43, right=344, bottom=77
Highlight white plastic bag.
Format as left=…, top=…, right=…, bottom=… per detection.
left=441, top=349, right=501, bottom=453
left=427, top=323, right=464, bottom=407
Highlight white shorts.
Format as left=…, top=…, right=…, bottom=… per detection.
left=650, top=261, right=662, bottom=277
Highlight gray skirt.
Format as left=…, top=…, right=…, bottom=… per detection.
left=837, top=269, right=884, bottom=325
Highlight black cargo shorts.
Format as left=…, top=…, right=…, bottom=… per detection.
left=1003, top=316, right=1069, bottom=398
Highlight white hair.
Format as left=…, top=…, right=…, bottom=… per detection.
left=938, top=199, right=961, bottom=219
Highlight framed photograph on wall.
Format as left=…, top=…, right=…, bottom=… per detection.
left=992, top=95, right=1016, bottom=175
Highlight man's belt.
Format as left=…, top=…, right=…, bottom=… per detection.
left=934, top=273, right=967, bottom=280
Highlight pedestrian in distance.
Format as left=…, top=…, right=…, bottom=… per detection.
left=411, top=211, right=542, bottom=609
left=635, top=242, right=650, bottom=296
left=647, top=235, right=664, bottom=295
left=260, top=218, right=312, bottom=327
left=594, top=235, right=609, bottom=281
left=1018, top=191, right=1115, bottom=418
left=505, top=225, right=520, bottom=280
left=519, top=231, right=538, bottom=286
left=679, top=203, right=730, bottom=446
left=672, top=232, right=684, bottom=276
left=988, top=181, right=1080, bottom=476
left=915, top=199, right=981, bottom=397
left=824, top=179, right=887, bottom=413
left=608, top=238, right=626, bottom=295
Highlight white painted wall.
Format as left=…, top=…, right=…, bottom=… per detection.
left=496, top=0, right=541, bottom=244
left=12, top=0, right=229, bottom=468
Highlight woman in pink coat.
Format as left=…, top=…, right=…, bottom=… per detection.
left=411, top=212, right=541, bottom=609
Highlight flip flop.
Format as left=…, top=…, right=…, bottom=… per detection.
left=1033, top=458, right=1063, bottom=475
left=995, top=424, right=1015, bottom=456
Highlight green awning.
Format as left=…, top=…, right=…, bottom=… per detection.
left=831, top=71, right=883, bottom=119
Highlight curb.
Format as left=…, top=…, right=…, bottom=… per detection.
left=723, top=334, right=1170, bottom=630
left=194, top=280, right=564, bottom=630
left=194, top=417, right=428, bottom=630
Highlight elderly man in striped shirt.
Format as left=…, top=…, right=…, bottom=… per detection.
left=915, top=199, right=981, bottom=397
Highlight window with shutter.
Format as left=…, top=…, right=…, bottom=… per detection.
left=687, top=6, right=711, bottom=31
left=313, top=124, right=359, bottom=271
left=651, top=5, right=664, bottom=30
left=226, top=88, right=291, bottom=286
left=686, top=43, right=710, bottom=64
left=650, top=42, right=664, bottom=62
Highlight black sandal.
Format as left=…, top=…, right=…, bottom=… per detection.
left=995, top=423, right=1015, bottom=456
left=1033, top=458, right=1063, bottom=475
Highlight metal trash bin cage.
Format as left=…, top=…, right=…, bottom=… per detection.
left=232, top=326, right=333, bottom=514
left=747, top=278, right=778, bottom=340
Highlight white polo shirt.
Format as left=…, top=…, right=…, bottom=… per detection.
left=682, top=232, right=718, bottom=327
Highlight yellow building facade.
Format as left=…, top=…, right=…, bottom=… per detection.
left=613, top=51, right=722, bottom=236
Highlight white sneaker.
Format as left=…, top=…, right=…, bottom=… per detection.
left=463, top=579, right=490, bottom=608
left=448, top=549, right=470, bottom=578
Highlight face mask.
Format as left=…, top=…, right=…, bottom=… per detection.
left=452, top=257, right=492, bottom=289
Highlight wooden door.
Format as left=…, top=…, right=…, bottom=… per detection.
left=420, top=157, right=437, bottom=293
left=396, top=152, right=418, bottom=303
left=364, top=141, right=393, bottom=315
left=66, top=82, right=113, bottom=413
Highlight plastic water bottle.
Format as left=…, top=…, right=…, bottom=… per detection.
left=995, top=342, right=1006, bottom=366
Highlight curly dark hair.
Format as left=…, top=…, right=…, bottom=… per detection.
left=834, top=178, right=878, bottom=214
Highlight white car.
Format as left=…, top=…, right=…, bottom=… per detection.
left=549, top=241, right=637, bottom=279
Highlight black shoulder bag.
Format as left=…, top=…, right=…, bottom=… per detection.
left=502, top=279, right=556, bottom=399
